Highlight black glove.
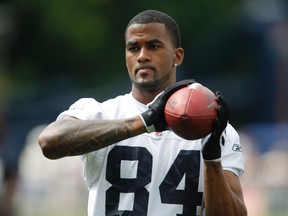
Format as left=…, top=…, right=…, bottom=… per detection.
left=140, top=79, right=195, bottom=132
left=202, top=92, right=230, bottom=161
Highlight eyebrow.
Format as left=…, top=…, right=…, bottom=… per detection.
left=127, top=38, right=164, bottom=46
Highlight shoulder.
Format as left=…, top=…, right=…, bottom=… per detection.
left=224, top=123, right=240, bottom=142
left=57, top=94, right=132, bottom=120
left=222, top=123, right=242, bottom=153
left=221, top=123, right=245, bottom=176
left=70, top=98, right=101, bottom=109
left=56, top=98, right=102, bottom=120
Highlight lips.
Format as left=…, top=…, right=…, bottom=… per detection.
left=135, top=66, right=155, bottom=74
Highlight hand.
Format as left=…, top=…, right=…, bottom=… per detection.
left=202, top=92, right=230, bottom=162
left=140, top=79, right=195, bottom=132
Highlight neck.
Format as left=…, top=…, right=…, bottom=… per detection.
left=131, top=85, right=164, bottom=105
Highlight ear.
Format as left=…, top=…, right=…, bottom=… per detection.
left=174, top=47, right=184, bottom=66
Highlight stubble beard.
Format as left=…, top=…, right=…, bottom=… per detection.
left=132, top=73, right=171, bottom=93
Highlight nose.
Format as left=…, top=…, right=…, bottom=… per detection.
left=137, top=48, right=151, bottom=63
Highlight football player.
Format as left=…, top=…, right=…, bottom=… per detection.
left=38, top=10, right=247, bottom=216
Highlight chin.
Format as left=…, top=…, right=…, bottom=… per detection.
left=134, top=79, right=160, bottom=91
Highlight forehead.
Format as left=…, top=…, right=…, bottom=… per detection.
left=126, top=23, right=170, bottom=43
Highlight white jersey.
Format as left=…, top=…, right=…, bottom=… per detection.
left=57, top=93, right=244, bottom=216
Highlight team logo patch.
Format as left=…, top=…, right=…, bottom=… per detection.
left=232, top=144, right=242, bottom=152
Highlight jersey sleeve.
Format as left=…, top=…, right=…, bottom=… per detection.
left=56, top=98, right=103, bottom=121
left=56, top=98, right=108, bottom=188
left=221, top=124, right=245, bottom=177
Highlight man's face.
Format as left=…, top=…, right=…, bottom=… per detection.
left=125, top=23, right=183, bottom=93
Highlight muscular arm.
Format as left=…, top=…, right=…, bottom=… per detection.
left=38, top=116, right=146, bottom=159
left=204, top=161, right=247, bottom=216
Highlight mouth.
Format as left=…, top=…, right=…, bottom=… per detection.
left=135, top=66, right=155, bottom=74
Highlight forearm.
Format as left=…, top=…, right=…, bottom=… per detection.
left=204, top=162, right=247, bottom=216
left=38, top=116, right=146, bottom=159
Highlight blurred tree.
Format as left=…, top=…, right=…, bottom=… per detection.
left=8, top=0, right=242, bottom=93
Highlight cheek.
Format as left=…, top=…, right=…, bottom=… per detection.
left=125, top=55, right=131, bottom=67
left=126, top=57, right=134, bottom=77
left=126, top=53, right=135, bottom=66
left=160, top=55, right=174, bottom=70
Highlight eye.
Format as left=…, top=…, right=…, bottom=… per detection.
left=127, top=46, right=139, bottom=52
left=150, top=44, right=160, bottom=49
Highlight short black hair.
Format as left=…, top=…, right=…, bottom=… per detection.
left=125, top=10, right=181, bottom=48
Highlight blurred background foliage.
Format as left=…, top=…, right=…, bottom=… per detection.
left=3, top=0, right=286, bottom=128
left=4, top=0, right=244, bottom=105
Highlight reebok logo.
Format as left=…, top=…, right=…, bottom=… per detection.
left=232, top=144, right=242, bottom=152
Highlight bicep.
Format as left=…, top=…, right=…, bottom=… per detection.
left=224, top=170, right=245, bottom=202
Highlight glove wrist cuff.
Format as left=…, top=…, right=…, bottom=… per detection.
left=146, top=125, right=156, bottom=133
left=139, top=114, right=156, bottom=133
left=203, top=158, right=221, bottom=163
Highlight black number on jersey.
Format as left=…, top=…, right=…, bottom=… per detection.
left=106, top=146, right=152, bottom=215
left=159, top=150, right=203, bottom=215
left=106, top=146, right=203, bottom=216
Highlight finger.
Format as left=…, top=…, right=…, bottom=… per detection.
left=215, top=93, right=230, bottom=121
left=212, top=117, right=223, bottom=135
left=217, top=105, right=228, bottom=131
